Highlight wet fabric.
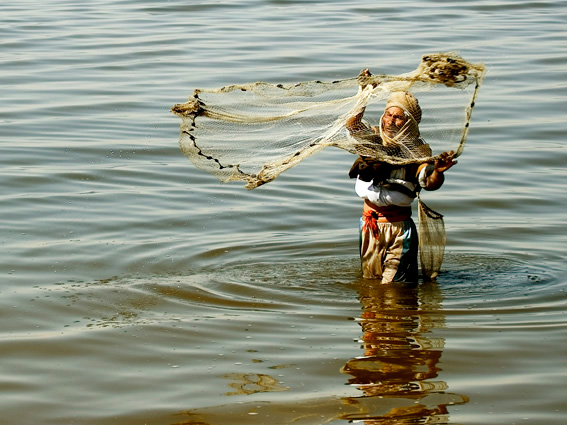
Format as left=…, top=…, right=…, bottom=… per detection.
left=359, top=217, right=418, bottom=283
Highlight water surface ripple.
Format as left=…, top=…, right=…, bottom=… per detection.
left=0, top=1, right=565, bottom=424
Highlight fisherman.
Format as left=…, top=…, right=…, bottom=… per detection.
left=346, top=72, right=456, bottom=283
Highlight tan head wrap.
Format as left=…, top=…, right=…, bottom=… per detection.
left=379, top=91, right=424, bottom=155
left=385, top=91, right=422, bottom=123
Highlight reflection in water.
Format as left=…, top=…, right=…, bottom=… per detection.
left=172, top=281, right=468, bottom=425
left=339, top=282, right=468, bottom=424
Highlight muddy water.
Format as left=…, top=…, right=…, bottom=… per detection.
left=1, top=1, right=565, bottom=424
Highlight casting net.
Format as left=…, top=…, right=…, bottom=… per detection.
left=417, top=193, right=447, bottom=281
left=171, top=52, right=485, bottom=281
left=172, top=52, right=485, bottom=190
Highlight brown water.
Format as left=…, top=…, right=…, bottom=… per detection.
left=1, top=1, right=566, bottom=424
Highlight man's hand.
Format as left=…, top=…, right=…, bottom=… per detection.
left=357, top=68, right=377, bottom=89
left=421, top=151, right=457, bottom=191
left=434, top=150, right=457, bottom=173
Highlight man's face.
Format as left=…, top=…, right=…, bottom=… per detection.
left=382, top=106, right=406, bottom=138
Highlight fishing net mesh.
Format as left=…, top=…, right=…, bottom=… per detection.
left=172, top=52, right=485, bottom=280
left=172, top=52, right=484, bottom=189
left=418, top=194, right=447, bottom=281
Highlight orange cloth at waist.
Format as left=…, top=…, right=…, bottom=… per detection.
left=362, top=201, right=412, bottom=232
